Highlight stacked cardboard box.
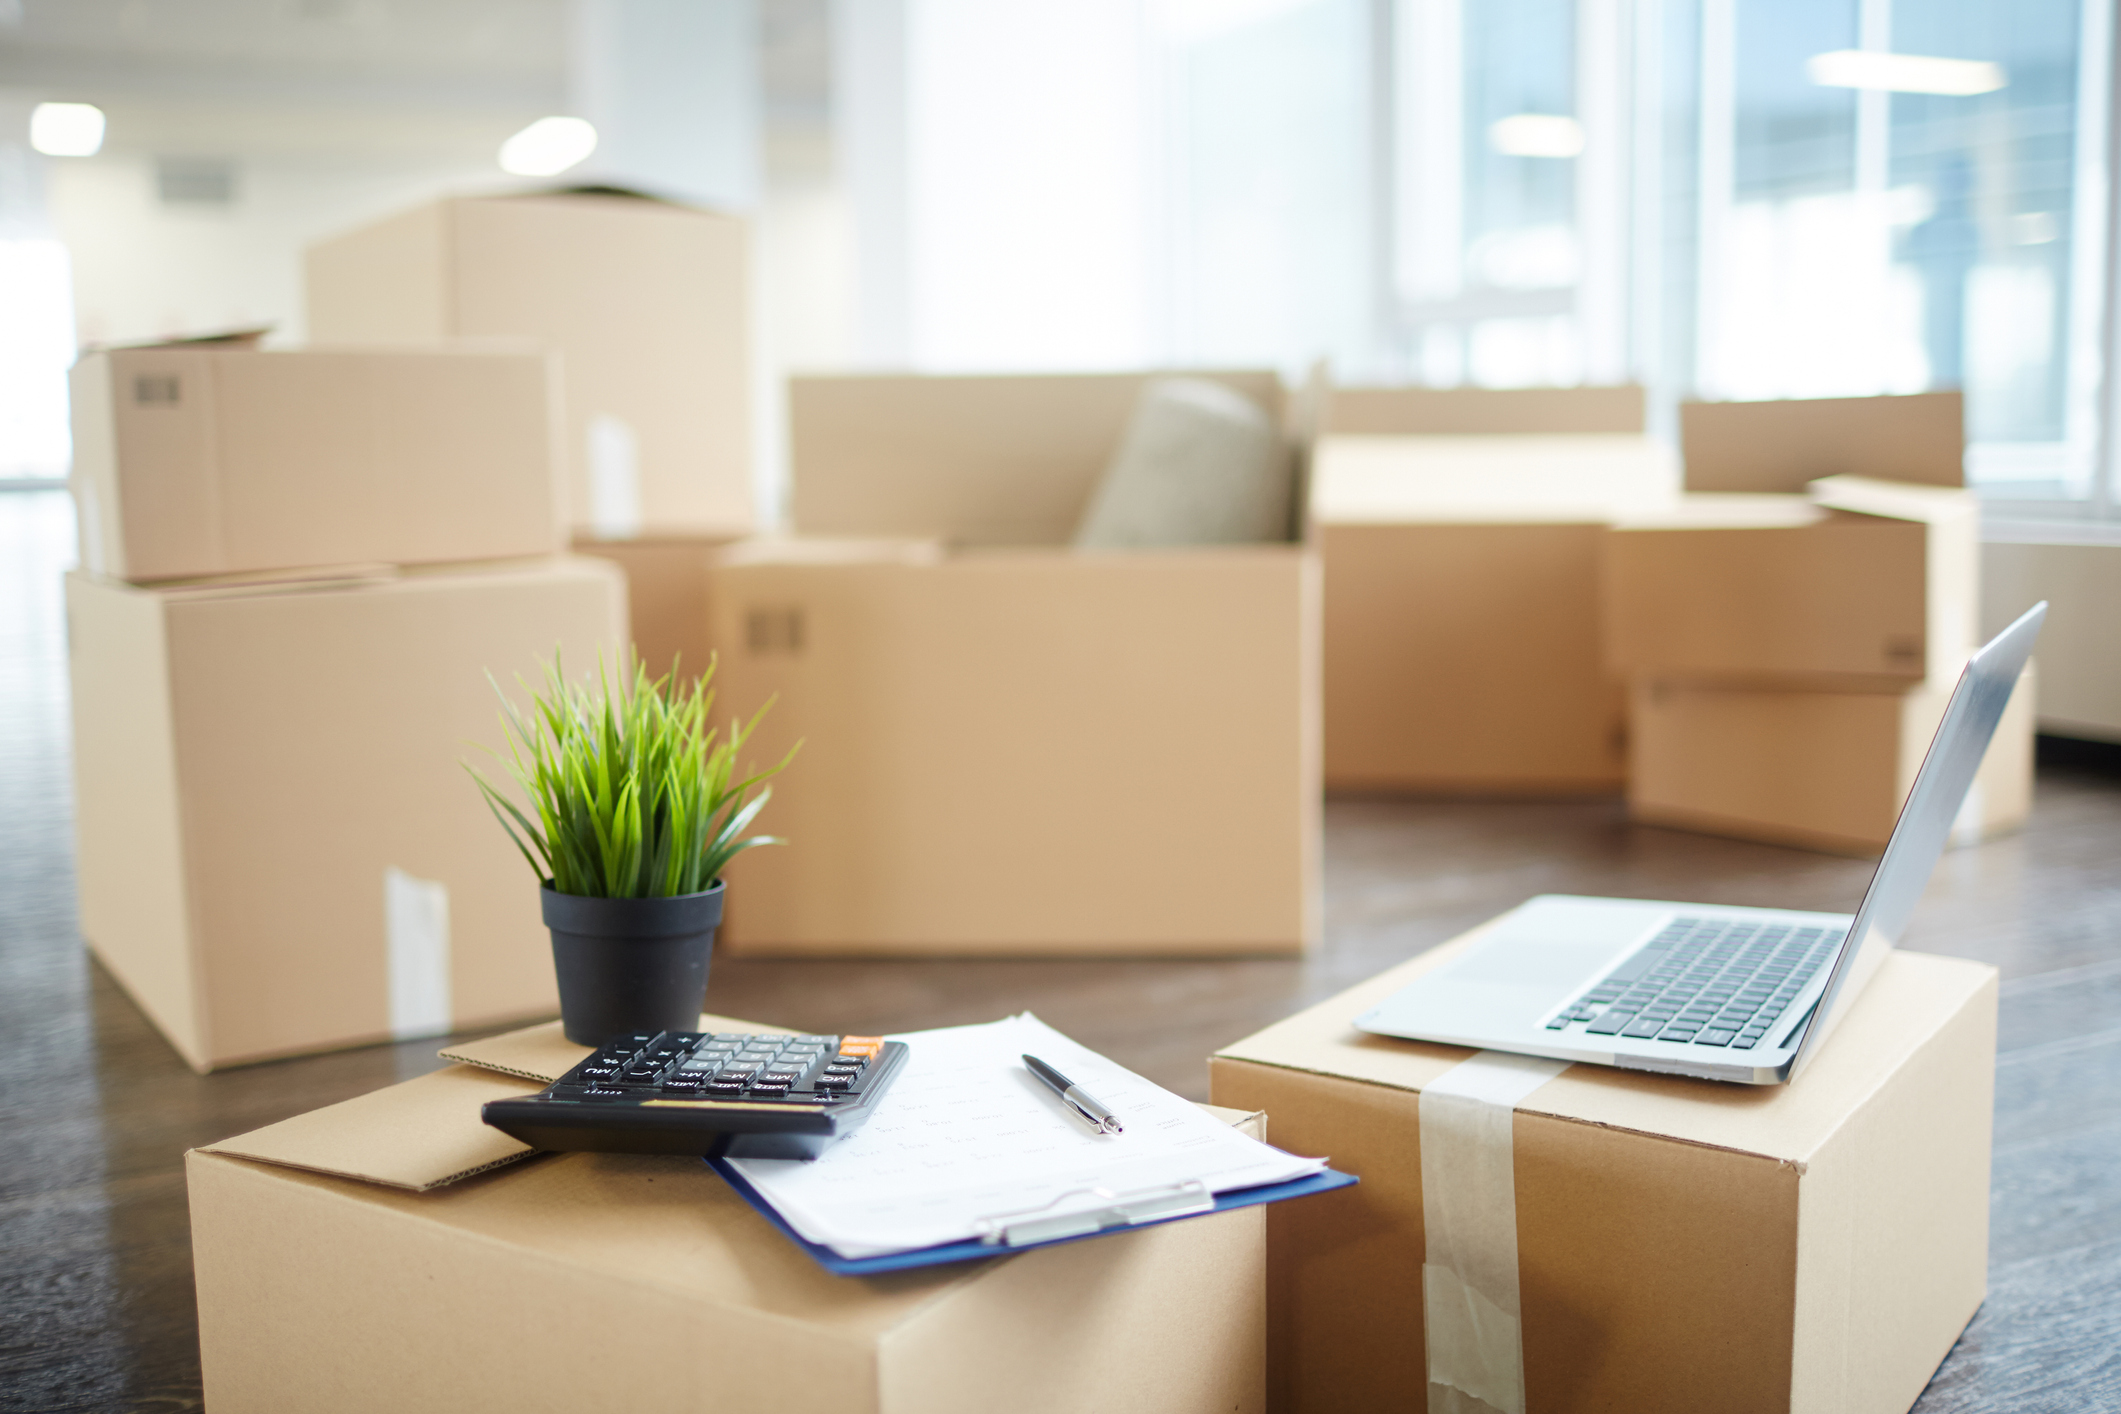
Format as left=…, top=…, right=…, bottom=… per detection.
left=706, top=371, right=1318, bottom=956
left=1603, top=393, right=2033, bottom=854
left=188, top=1012, right=1269, bottom=1413
left=304, top=189, right=752, bottom=680
left=1313, top=384, right=1662, bottom=793
left=67, top=337, right=625, bottom=1071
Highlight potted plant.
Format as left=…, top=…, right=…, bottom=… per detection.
left=468, top=655, right=793, bottom=1044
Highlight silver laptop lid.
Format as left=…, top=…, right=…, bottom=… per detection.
left=1785, top=601, right=2046, bottom=1080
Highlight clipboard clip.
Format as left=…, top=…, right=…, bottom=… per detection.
left=972, top=1179, right=1216, bottom=1247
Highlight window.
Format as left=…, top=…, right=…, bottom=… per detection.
left=1386, top=0, right=2107, bottom=510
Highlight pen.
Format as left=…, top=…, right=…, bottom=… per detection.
left=1023, top=1054, right=1125, bottom=1135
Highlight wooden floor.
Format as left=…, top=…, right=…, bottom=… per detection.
left=3, top=485, right=2118, bottom=1410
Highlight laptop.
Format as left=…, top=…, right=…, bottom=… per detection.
left=1356, top=602, right=2047, bottom=1085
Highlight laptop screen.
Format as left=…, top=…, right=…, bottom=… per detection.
left=1789, top=601, right=2046, bottom=1078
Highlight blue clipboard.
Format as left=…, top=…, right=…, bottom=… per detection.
left=707, top=1157, right=1359, bottom=1276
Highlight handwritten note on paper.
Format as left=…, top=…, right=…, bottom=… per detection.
left=724, top=1013, right=1325, bottom=1258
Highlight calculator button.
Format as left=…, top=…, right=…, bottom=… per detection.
left=749, top=1081, right=791, bottom=1095
left=665, top=1033, right=705, bottom=1048
left=704, top=1081, right=746, bottom=1096
left=718, top=1062, right=761, bottom=1077
left=813, top=1075, right=853, bottom=1090
left=577, top=1063, right=622, bottom=1080
left=660, top=1076, right=708, bottom=1092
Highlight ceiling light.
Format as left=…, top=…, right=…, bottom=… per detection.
left=498, top=116, right=597, bottom=177
left=1807, top=50, right=2006, bottom=96
left=1489, top=114, right=1585, bottom=159
left=29, top=102, right=106, bottom=157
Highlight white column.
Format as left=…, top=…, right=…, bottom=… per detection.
left=833, top=0, right=913, bottom=367
left=568, top=0, right=761, bottom=210
left=1576, top=0, right=1630, bottom=386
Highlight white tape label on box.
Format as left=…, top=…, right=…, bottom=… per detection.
left=384, top=867, right=452, bottom=1041
left=1420, top=1050, right=1571, bottom=1414
left=586, top=413, right=642, bottom=540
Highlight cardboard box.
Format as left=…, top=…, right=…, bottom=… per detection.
left=306, top=190, right=752, bottom=540
left=68, top=558, right=625, bottom=1071
left=708, top=538, right=1317, bottom=955
left=700, top=370, right=1317, bottom=957
left=1628, top=660, right=2036, bottom=855
left=69, top=341, right=562, bottom=582
left=1311, top=419, right=1671, bottom=794
left=1602, top=477, right=1980, bottom=688
left=1681, top=392, right=1964, bottom=494
left=571, top=533, right=737, bottom=684
left=188, top=1013, right=1268, bottom=1414
left=1208, top=923, right=1998, bottom=1414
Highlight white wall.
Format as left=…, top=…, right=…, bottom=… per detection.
left=1984, top=539, right=2121, bottom=742
left=49, top=155, right=501, bottom=347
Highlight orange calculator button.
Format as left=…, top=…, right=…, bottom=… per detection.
left=838, top=1036, right=883, bottom=1057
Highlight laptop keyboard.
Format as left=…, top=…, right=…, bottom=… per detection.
left=1544, top=917, right=1842, bottom=1051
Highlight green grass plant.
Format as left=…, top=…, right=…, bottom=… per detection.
left=467, top=653, right=795, bottom=900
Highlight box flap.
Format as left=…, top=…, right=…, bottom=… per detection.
left=1311, top=434, right=1677, bottom=525
left=710, top=536, right=947, bottom=568
left=1214, top=927, right=1996, bottom=1165
left=197, top=1065, right=543, bottom=1191
left=1610, top=493, right=1826, bottom=531
left=441, top=1012, right=791, bottom=1083
left=1680, top=391, right=1964, bottom=493
left=1807, top=474, right=1976, bottom=526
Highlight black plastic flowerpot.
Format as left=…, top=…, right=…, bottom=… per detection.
left=542, top=881, right=726, bottom=1045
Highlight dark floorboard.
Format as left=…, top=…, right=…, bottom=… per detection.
left=2, top=487, right=2117, bottom=1410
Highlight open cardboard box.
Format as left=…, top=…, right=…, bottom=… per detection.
left=306, top=189, right=753, bottom=541
left=187, top=1012, right=1269, bottom=1414
left=68, top=557, right=625, bottom=1071
left=705, top=371, right=1319, bottom=956
left=70, top=339, right=563, bottom=582
left=1208, top=916, right=1998, bottom=1414
left=1311, top=383, right=1662, bottom=794
left=1603, top=476, right=1980, bottom=688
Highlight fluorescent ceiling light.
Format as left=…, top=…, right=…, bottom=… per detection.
left=1807, top=50, right=2006, bottom=96
left=29, top=102, right=105, bottom=157
left=1489, top=114, right=1584, bottom=159
left=498, top=116, right=597, bottom=177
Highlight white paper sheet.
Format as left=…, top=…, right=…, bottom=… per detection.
left=725, top=1014, right=1326, bottom=1258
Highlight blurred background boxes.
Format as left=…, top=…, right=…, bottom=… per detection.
left=570, top=534, right=736, bottom=683
left=70, top=340, right=563, bottom=581
left=707, top=370, right=1318, bottom=957
left=1629, top=661, right=2037, bottom=855
left=1605, top=392, right=2027, bottom=853
left=1603, top=474, right=1979, bottom=687
left=1313, top=383, right=1661, bottom=794
left=305, top=190, right=753, bottom=542
left=68, top=558, right=625, bottom=1071
left=1679, top=391, right=1965, bottom=494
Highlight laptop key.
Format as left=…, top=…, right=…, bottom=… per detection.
left=1621, top=1019, right=1664, bottom=1039
left=1585, top=1012, right=1636, bottom=1035
left=1698, top=1029, right=1736, bottom=1046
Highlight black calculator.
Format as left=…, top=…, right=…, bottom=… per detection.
left=481, top=1030, right=911, bottom=1160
